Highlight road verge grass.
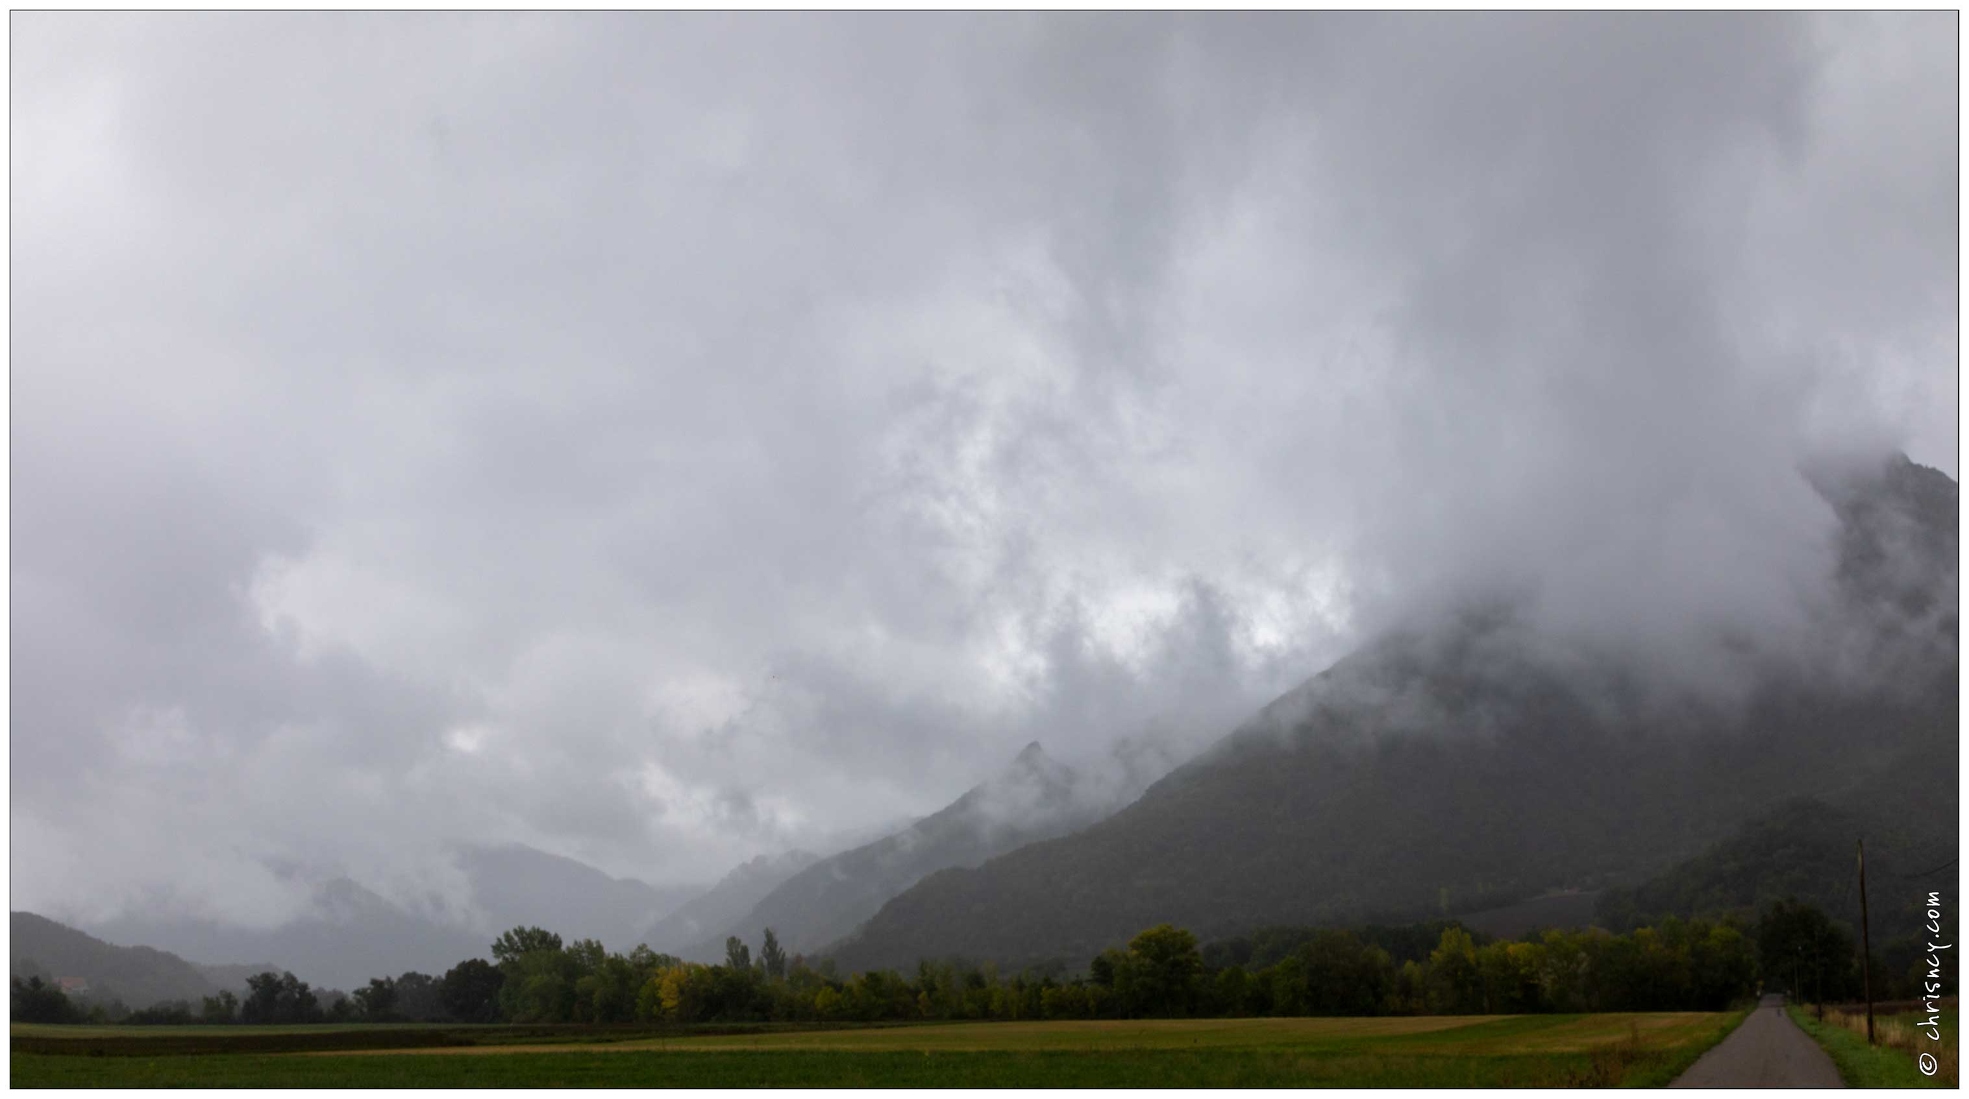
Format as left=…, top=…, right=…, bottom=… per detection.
left=1787, top=1005, right=1956, bottom=1088
left=1617, top=1007, right=1750, bottom=1088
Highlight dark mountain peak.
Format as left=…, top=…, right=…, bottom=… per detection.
left=1860, top=450, right=1955, bottom=523
left=1802, top=449, right=1958, bottom=666
left=1003, top=740, right=1072, bottom=783
left=1803, top=448, right=1956, bottom=523
left=955, top=740, right=1081, bottom=820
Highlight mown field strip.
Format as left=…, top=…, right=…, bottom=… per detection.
left=301, top=1015, right=1501, bottom=1055
left=13, top=1012, right=1751, bottom=1088
left=293, top=1012, right=1726, bottom=1058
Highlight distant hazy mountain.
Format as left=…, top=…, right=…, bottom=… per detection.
left=80, top=843, right=708, bottom=990
left=11, top=912, right=265, bottom=1008
left=830, top=454, right=1957, bottom=973
left=704, top=742, right=1112, bottom=959
left=641, top=851, right=821, bottom=961
left=453, top=843, right=704, bottom=953
left=86, top=877, right=488, bottom=992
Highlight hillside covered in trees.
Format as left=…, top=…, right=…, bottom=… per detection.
left=827, top=456, right=1957, bottom=973
left=10, top=913, right=265, bottom=1010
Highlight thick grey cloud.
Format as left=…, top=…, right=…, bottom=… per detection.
left=11, top=13, right=1954, bottom=923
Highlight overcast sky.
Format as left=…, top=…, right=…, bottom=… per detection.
left=12, top=13, right=1956, bottom=927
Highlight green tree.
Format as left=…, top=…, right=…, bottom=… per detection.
left=1756, top=898, right=1858, bottom=1002
left=239, top=971, right=320, bottom=1024
left=634, top=970, right=668, bottom=1022
left=10, top=976, right=83, bottom=1024
left=725, top=936, right=752, bottom=971
left=565, top=938, right=608, bottom=978
left=1267, top=954, right=1308, bottom=1015
left=498, top=949, right=578, bottom=1023
left=761, top=929, right=787, bottom=979
left=352, top=977, right=398, bottom=1021
left=199, top=989, right=238, bottom=1024
left=576, top=952, right=643, bottom=1023
left=813, top=985, right=842, bottom=1019
left=392, top=972, right=442, bottom=1022
left=439, top=958, right=505, bottom=1023
left=1533, top=929, right=1591, bottom=1012
left=1300, top=930, right=1395, bottom=1015
left=1473, top=940, right=1540, bottom=1013
left=1391, top=959, right=1428, bottom=1014
left=491, top=926, right=563, bottom=965
left=1689, top=921, right=1757, bottom=1009
left=1122, top=924, right=1204, bottom=1017
left=1212, top=965, right=1252, bottom=1016
left=1425, top=927, right=1481, bottom=1013
left=1088, top=950, right=1120, bottom=989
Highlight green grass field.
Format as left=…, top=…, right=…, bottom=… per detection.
left=13, top=1012, right=1746, bottom=1088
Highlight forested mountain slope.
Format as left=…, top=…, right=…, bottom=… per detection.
left=830, top=454, right=1957, bottom=972
left=11, top=912, right=262, bottom=1008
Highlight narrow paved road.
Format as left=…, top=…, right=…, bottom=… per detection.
left=1670, top=994, right=1843, bottom=1088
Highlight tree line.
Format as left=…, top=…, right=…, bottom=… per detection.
left=12, top=896, right=1887, bottom=1027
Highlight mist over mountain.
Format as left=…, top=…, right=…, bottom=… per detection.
left=831, top=455, right=1957, bottom=972
left=77, top=843, right=703, bottom=989
left=700, top=741, right=1114, bottom=959
left=641, top=851, right=821, bottom=961
left=11, top=15, right=1953, bottom=954
left=84, top=877, right=485, bottom=992
left=451, top=843, right=705, bottom=953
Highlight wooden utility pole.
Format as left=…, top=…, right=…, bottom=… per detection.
left=1858, top=838, right=1875, bottom=1045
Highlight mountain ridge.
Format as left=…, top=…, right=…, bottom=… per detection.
left=79, top=842, right=706, bottom=990
left=827, top=453, right=1957, bottom=973
left=452, top=842, right=705, bottom=952
left=11, top=911, right=267, bottom=1009
left=640, top=850, right=822, bottom=960
left=692, top=740, right=1110, bottom=960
